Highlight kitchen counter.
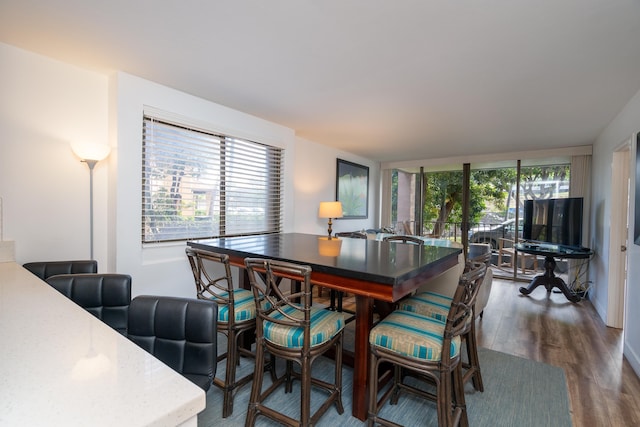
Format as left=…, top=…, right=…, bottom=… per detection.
left=0, top=262, right=205, bottom=426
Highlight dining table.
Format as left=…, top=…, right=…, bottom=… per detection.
left=187, top=232, right=461, bottom=421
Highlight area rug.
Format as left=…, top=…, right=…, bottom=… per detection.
left=198, top=347, right=572, bottom=426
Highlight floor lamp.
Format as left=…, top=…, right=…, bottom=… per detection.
left=71, top=142, right=111, bottom=260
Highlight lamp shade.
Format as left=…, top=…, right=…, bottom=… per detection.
left=318, top=201, right=343, bottom=219
left=71, top=142, right=111, bottom=162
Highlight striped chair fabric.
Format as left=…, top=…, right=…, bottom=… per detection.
left=369, top=310, right=461, bottom=361
left=398, top=291, right=453, bottom=322
left=210, top=288, right=257, bottom=322
left=264, top=305, right=344, bottom=348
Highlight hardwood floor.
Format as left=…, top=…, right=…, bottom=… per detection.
left=318, top=275, right=640, bottom=426
left=476, top=277, right=640, bottom=426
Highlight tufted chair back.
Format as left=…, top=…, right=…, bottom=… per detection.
left=127, top=295, right=217, bottom=391
left=46, top=273, right=131, bottom=335
left=24, top=260, right=97, bottom=280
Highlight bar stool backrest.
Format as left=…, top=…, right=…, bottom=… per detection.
left=23, top=260, right=98, bottom=280
left=46, top=273, right=131, bottom=335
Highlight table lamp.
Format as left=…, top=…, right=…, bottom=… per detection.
left=318, top=201, right=343, bottom=239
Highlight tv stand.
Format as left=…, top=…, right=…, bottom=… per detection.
left=516, top=244, right=593, bottom=303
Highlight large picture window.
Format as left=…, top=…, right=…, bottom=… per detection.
left=142, top=115, right=283, bottom=243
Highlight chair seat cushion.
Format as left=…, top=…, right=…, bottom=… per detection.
left=369, top=310, right=460, bottom=361
left=264, top=307, right=344, bottom=348
left=210, top=289, right=257, bottom=323
left=399, top=291, right=452, bottom=322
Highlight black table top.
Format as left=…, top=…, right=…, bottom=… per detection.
left=515, top=242, right=593, bottom=259
left=188, top=232, right=461, bottom=286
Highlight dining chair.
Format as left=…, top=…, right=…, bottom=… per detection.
left=334, top=231, right=368, bottom=239
left=23, top=260, right=98, bottom=280
left=468, top=243, right=494, bottom=319
left=382, top=234, right=425, bottom=245
left=397, top=256, right=489, bottom=392
left=244, top=257, right=345, bottom=427
left=185, top=247, right=261, bottom=417
left=45, top=273, right=131, bottom=335
left=498, top=238, right=538, bottom=273
left=127, top=295, right=218, bottom=391
left=367, top=261, right=487, bottom=427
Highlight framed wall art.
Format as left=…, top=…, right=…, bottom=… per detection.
left=336, top=158, right=369, bottom=219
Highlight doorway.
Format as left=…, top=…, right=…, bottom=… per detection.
left=606, top=141, right=631, bottom=329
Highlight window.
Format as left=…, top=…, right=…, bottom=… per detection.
left=142, top=115, right=283, bottom=243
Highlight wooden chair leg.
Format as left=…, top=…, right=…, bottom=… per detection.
left=245, top=338, right=265, bottom=427
left=329, top=289, right=338, bottom=310
left=300, top=357, right=311, bottom=425
left=453, top=363, right=469, bottom=427
left=366, top=352, right=379, bottom=427
left=437, top=368, right=452, bottom=427
left=223, top=330, right=237, bottom=417
left=464, top=323, right=484, bottom=392
left=334, top=337, right=345, bottom=414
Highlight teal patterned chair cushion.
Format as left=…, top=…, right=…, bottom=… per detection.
left=264, top=306, right=345, bottom=348
left=210, top=288, right=257, bottom=323
left=398, top=291, right=452, bottom=322
left=369, top=310, right=460, bottom=361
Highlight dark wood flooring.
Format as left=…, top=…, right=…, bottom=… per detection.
left=477, top=277, right=640, bottom=426
left=318, top=276, right=640, bottom=426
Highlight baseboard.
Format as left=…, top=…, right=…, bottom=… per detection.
left=624, top=340, right=640, bottom=379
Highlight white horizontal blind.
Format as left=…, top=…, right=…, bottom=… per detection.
left=142, top=115, right=283, bottom=243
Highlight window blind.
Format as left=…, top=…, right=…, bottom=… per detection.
left=142, top=115, right=283, bottom=243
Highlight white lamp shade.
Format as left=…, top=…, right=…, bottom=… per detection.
left=71, top=142, right=111, bottom=162
left=318, top=201, right=343, bottom=219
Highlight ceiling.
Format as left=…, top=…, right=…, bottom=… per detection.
left=2, top=1, right=640, bottom=162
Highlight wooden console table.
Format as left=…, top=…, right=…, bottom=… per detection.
left=516, top=243, right=593, bottom=303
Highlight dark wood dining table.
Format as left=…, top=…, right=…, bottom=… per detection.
left=187, top=232, right=461, bottom=421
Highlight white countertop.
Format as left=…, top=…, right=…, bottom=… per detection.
left=0, top=262, right=206, bottom=426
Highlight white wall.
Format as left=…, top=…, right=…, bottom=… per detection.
left=0, top=42, right=109, bottom=265
left=110, top=72, right=299, bottom=298
left=293, top=137, right=379, bottom=235
left=592, top=87, right=640, bottom=375
left=0, top=43, right=380, bottom=299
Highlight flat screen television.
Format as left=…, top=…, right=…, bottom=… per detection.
left=523, top=197, right=583, bottom=248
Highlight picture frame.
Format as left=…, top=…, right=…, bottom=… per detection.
left=336, top=158, right=369, bottom=218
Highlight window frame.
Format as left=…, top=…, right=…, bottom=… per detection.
left=141, top=114, right=284, bottom=243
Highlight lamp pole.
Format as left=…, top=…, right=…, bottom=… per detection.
left=83, top=159, right=98, bottom=260
left=71, top=141, right=110, bottom=261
